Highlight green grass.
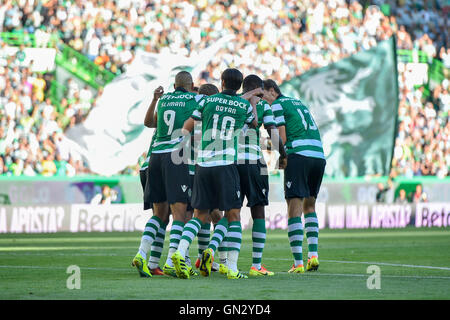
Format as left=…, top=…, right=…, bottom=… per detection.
left=0, top=227, right=449, bottom=300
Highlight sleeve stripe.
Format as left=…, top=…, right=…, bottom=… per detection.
left=195, top=94, right=204, bottom=102
left=263, top=115, right=275, bottom=124
left=245, top=113, right=255, bottom=124
left=275, top=116, right=285, bottom=124
left=271, top=103, right=283, bottom=112
left=191, top=109, right=202, bottom=120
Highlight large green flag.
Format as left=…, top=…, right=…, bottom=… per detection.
left=280, top=37, right=399, bottom=177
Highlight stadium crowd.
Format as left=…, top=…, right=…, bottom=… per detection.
left=0, top=0, right=448, bottom=186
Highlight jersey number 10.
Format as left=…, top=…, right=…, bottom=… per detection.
left=212, top=114, right=235, bottom=141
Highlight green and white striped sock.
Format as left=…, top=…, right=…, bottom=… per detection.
left=207, top=217, right=228, bottom=256
left=138, top=215, right=162, bottom=261
left=252, top=219, right=266, bottom=269
left=165, top=220, right=184, bottom=267
left=178, top=217, right=202, bottom=258
left=148, top=221, right=167, bottom=269
left=197, top=222, right=211, bottom=258
left=226, top=221, right=242, bottom=272
left=288, top=217, right=303, bottom=266
left=218, top=224, right=229, bottom=265
left=305, top=212, right=319, bottom=258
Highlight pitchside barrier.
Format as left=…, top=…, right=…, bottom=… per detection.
left=0, top=175, right=448, bottom=233
left=0, top=202, right=448, bottom=234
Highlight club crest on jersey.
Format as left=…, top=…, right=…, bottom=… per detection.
left=262, top=188, right=266, bottom=195
left=236, top=191, right=240, bottom=198
left=181, top=185, right=188, bottom=192
left=286, top=181, right=292, bottom=189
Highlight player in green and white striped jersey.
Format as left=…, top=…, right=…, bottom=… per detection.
left=171, top=69, right=260, bottom=280
left=234, top=75, right=287, bottom=277
left=263, top=79, right=326, bottom=274
left=132, top=72, right=202, bottom=278
left=133, top=86, right=170, bottom=277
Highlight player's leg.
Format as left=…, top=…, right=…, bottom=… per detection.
left=304, top=157, right=325, bottom=271
left=184, top=173, right=197, bottom=274
left=175, top=166, right=213, bottom=261
left=223, top=208, right=247, bottom=279
left=212, top=164, right=246, bottom=279
left=286, top=198, right=305, bottom=273
left=184, top=208, right=198, bottom=276
left=247, top=160, right=273, bottom=276
left=304, top=197, right=319, bottom=271
left=132, top=155, right=167, bottom=278
left=284, top=154, right=307, bottom=273
left=148, top=214, right=169, bottom=275
left=133, top=201, right=168, bottom=277
left=200, top=214, right=229, bottom=277
left=172, top=208, right=209, bottom=278
left=249, top=205, right=274, bottom=276
left=161, top=152, right=191, bottom=278
left=196, top=214, right=212, bottom=269
left=209, top=209, right=227, bottom=273
left=164, top=202, right=186, bottom=271
left=199, top=165, right=243, bottom=278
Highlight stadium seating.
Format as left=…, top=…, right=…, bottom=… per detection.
left=0, top=0, right=448, bottom=178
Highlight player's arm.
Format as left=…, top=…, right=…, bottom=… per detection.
left=270, top=102, right=287, bottom=168
left=264, top=124, right=286, bottom=158
left=242, top=88, right=263, bottom=128
left=241, top=87, right=264, bottom=101
left=276, top=125, right=286, bottom=145
left=144, top=86, right=164, bottom=128
left=182, top=98, right=204, bottom=135
left=271, top=103, right=287, bottom=144
left=262, top=102, right=287, bottom=166
left=182, top=117, right=195, bottom=134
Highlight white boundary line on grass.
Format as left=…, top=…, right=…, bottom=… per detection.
left=321, top=259, right=450, bottom=271
left=265, top=258, right=450, bottom=271
left=1, top=265, right=450, bottom=280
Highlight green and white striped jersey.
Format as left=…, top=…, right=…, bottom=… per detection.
left=189, top=120, right=203, bottom=175
left=140, top=129, right=157, bottom=171
left=191, top=91, right=255, bottom=167
left=237, top=99, right=276, bottom=161
left=151, top=89, right=203, bottom=154
left=272, top=95, right=325, bottom=159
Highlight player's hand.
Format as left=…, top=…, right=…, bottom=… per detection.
left=278, top=156, right=287, bottom=170
left=249, top=95, right=261, bottom=107
left=249, top=87, right=264, bottom=97
left=153, top=86, right=164, bottom=100
left=242, top=88, right=264, bottom=100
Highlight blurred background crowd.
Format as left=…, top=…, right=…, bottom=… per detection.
left=0, top=0, right=448, bottom=192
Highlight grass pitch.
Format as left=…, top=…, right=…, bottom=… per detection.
left=0, top=227, right=449, bottom=300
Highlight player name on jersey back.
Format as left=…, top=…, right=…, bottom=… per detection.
left=272, top=95, right=325, bottom=160
left=192, top=92, right=254, bottom=167
left=152, top=90, right=200, bottom=154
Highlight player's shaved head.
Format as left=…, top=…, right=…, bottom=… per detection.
left=242, top=74, right=263, bottom=94
left=174, top=71, right=193, bottom=90
left=221, top=68, right=243, bottom=91
left=198, top=83, right=219, bottom=96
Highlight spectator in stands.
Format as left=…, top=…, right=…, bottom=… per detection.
left=395, top=189, right=409, bottom=204
left=41, top=152, right=57, bottom=177
left=375, top=177, right=395, bottom=203
left=0, top=0, right=447, bottom=177
left=412, top=184, right=428, bottom=203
